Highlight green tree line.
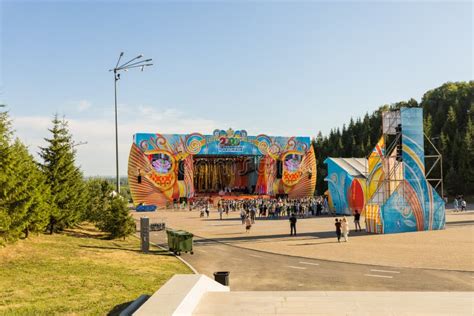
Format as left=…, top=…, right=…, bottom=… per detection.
left=0, top=108, right=135, bottom=245
left=313, top=81, right=474, bottom=197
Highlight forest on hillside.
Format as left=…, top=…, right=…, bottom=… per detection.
left=313, top=81, right=474, bottom=197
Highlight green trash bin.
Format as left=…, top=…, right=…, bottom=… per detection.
left=166, top=229, right=178, bottom=252
left=173, top=230, right=194, bottom=255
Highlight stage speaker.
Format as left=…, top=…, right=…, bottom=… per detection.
left=395, top=124, right=403, bottom=162
left=276, top=160, right=282, bottom=179
left=178, top=160, right=185, bottom=180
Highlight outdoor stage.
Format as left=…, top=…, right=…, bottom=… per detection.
left=128, top=129, right=316, bottom=207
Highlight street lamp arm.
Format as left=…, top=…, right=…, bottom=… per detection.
left=117, top=59, right=153, bottom=70
left=121, top=63, right=153, bottom=70
left=118, top=55, right=143, bottom=69
left=115, top=52, right=124, bottom=69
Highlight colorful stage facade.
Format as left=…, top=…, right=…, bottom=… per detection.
left=128, top=129, right=316, bottom=207
left=324, top=108, right=445, bottom=234
left=324, top=158, right=367, bottom=215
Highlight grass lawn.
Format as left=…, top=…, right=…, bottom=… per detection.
left=0, top=225, right=191, bottom=315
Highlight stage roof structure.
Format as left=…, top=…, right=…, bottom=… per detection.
left=324, top=158, right=367, bottom=178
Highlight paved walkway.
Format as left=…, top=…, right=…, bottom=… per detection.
left=150, top=230, right=474, bottom=291
left=134, top=209, right=474, bottom=271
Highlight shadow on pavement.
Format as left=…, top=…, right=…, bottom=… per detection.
left=446, top=220, right=474, bottom=226
left=291, top=241, right=344, bottom=246
left=193, top=230, right=370, bottom=244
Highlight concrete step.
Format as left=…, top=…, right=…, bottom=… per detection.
left=193, top=291, right=473, bottom=315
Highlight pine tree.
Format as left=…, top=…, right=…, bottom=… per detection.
left=463, top=117, right=474, bottom=192
left=39, top=115, right=86, bottom=233
left=5, top=140, right=38, bottom=239
left=84, top=178, right=114, bottom=223
left=20, top=145, right=51, bottom=238
left=445, top=166, right=458, bottom=196
left=0, top=106, right=14, bottom=241
left=423, top=114, right=433, bottom=139
left=0, top=108, right=51, bottom=242
left=444, top=106, right=457, bottom=137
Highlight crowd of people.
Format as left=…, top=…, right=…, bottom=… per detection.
left=215, top=196, right=330, bottom=219
left=190, top=196, right=359, bottom=242
left=187, top=196, right=331, bottom=221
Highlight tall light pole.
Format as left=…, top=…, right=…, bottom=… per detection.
left=110, top=52, right=153, bottom=194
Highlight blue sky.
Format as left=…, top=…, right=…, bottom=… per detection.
left=1, top=1, right=472, bottom=176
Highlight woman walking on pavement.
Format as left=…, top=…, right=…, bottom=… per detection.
left=342, top=217, right=349, bottom=242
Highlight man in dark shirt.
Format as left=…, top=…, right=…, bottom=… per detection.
left=354, top=210, right=362, bottom=232
left=289, top=213, right=297, bottom=236
left=335, top=218, right=342, bottom=242
left=316, top=202, right=322, bottom=216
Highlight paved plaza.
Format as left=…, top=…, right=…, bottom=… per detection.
left=134, top=209, right=474, bottom=271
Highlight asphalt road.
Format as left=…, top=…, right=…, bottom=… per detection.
left=149, top=230, right=474, bottom=292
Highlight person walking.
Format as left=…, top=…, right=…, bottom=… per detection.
left=335, top=219, right=342, bottom=242
left=218, top=204, right=223, bottom=220
left=289, top=213, right=297, bottom=236
left=245, top=215, right=252, bottom=233
left=354, top=210, right=362, bottom=232
left=454, top=197, right=459, bottom=212
left=205, top=203, right=210, bottom=218
left=323, top=196, right=329, bottom=214
left=342, top=217, right=349, bottom=242
left=461, top=198, right=467, bottom=212
left=240, top=209, right=246, bottom=225
left=250, top=206, right=256, bottom=224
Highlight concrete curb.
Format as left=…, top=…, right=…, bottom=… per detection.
left=151, top=240, right=199, bottom=274
left=132, top=234, right=199, bottom=274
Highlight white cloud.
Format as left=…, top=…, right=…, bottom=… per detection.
left=11, top=104, right=320, bottom=177
left=11, top=106, right=222, bottom=176
left=77, top=100, right=92, bottom=112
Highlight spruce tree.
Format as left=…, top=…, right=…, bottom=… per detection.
left=0, top=108, right=50, bottom=242
left=463, top=117, right=474, bottom=192
left=84, top=178, right=114, bottom=223
left=5, top=140, right=37, bottom=239
left=19, top=144, right=52, bottom=238
left=39, top=115, right=86, bottom=233
left=0, top=106, right=14, bottom=241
